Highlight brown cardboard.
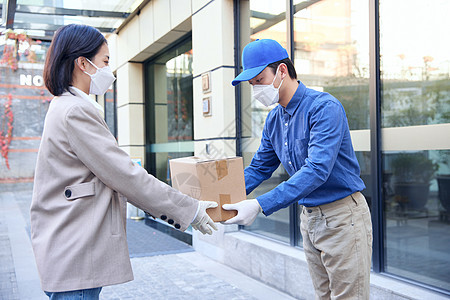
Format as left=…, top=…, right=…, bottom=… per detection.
left=169, top=156, right=246, bottom=222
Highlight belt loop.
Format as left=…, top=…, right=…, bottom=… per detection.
left=318, top=206, right=324, bottom=216
left=351, top=192, right=361, bottom=206
left=350, top=193, right=358, bottom=206
left=301, top=205, right=305, bottom=215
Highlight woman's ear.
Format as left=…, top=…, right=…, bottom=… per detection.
left=74, top=57, right=87, bottom=72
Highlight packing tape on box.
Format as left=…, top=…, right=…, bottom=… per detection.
left=215, top=160, right=228, bottom=180
left=219, top=194, right=231, bottom=205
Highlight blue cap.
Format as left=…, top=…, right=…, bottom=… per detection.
left=231, top=39, right=289, bottom=86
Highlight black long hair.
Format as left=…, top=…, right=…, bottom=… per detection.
left=43, top=24, right=106, bottom=96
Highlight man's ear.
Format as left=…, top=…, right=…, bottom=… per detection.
left=280, top=63, right=288, bottom=79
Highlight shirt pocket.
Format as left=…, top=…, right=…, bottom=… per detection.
left=64, top=182, right=95, bottom=200
left=295, top=138, right=308, bottom=164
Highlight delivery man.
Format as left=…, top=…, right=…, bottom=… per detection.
left=222, top=39, right=373, bottom=300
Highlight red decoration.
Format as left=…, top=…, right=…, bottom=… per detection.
left=1, top=44, right=18, bottom=71
left=0, top=94, right=14, bottom=169
left=0, top=29, right=35, bottom=71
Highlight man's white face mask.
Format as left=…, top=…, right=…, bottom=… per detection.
left=83, top=58, right=116, bottom=95
left=252, top=65, right=284, bottom=107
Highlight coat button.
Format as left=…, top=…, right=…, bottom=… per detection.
left=65, top=189, right=72, bottom=198
left=160, top=215, right=167, bottom=220
left=175, top=224, right=181, bottom=229
left=168, top=219, right=174, bottom=225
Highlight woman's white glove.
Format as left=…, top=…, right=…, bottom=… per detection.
left=191, top=201, right=218, bottom=235
left=222, top=199, right=262, bottom=226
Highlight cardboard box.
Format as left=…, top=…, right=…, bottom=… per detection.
left=169, top=156, right=246, bottom=222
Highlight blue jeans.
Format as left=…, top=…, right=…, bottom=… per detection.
left=45, top=288, right=102, bottom=300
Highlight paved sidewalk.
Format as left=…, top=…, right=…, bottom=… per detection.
left=0, top=183, right=296, bottom=300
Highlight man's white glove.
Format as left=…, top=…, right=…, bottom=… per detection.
left=222, top=199, right=262, bottom=226
left=191, top=201, right=218, bottom=235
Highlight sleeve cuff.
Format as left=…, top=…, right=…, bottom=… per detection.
left=190, top=201, right=201, bottom=224
left=256, top=197, right=270, bottom=216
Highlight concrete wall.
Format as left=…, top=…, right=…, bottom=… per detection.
left=194, top=229, right=448, bottom=300
left=192, top=0, right=236, bottom=159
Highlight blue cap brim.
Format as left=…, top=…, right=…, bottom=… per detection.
left=231, top=64, right=268, bottom=86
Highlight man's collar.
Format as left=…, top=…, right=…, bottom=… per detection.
left=284, top=81, right=305, bottom=116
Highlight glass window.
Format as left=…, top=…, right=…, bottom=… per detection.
left=12, top=0, right=142, bottom=36
left=239, top=0, right=370, bottom=245
left=145, top=38, right=194, bottom=184
left=292, top=0, right=371, bottom=242
left=0, top=32, right=50, bottom=65
left=239, top=0, right=290, bottom=244
left=293, top=0, right=371, bottom=200
left=0, top=33, right=51, bottom=176
left=104, top=83, right=117, bottom=138
left=380, top=0, right=450, bottom=291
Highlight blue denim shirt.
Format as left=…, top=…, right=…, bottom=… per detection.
left=245, top=81, right=365, bottom=215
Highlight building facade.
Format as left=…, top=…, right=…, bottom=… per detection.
left=103, top=0, right=450, bottom=299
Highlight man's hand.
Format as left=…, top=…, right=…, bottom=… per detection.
left=222, top=199, right=262, bottom=226
left=191, top=201, right=218, bottom=235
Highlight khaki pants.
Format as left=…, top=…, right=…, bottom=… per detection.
left=300, top=192, right=373, bottom=300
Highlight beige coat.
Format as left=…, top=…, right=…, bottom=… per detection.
left=30, top=90, right=198, bottom=292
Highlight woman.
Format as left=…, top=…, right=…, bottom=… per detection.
left=30, top=24, right=217, bottom=299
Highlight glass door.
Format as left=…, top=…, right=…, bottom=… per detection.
left=145, top=37, right=194, bottom=184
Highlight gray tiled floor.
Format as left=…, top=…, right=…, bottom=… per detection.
left=0, top=183, right=295, bottom=300
left=126, top=219, right=193, bottom=258
left=0, top=218, right=19, bottom=300
left=0, top=183, right=43, bottom=300
left=101, top=254, right=258, bottom=300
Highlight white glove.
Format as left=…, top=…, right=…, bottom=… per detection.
left=222, top=199, right=262, bottom=226
left=191, top=201, right=218, bottom=235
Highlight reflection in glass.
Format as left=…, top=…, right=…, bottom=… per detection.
left=380, top=0, right=450, bottom=291
left=104, top=87, right=116, bottom=137
left=247, top=166, right=291, bottom=244
left=292, top=0, right=371, bottom=211
left=14, top=0, right=142, bottom=36
left=294, top=0, right=369, bottom=130
left=240, top=0, right=289, bottom=243
left=292, top=0, right=371, bottom=246
left=145, top=39, right=194, bottom=183
left=291, top=0, right=372, bottom=224
left=357, top=151, right=372, bottom=209
left=383, top=151, right=449, bottom=290
left=381, top=80, right=450, bottom=128
left=240, top=0, right=371, bottom=245
left=17, top=0, right=140, bottom=11
left=0, top=34, right=50, bottom=66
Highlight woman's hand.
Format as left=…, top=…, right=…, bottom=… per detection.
left=191, top=201, right=218, bottom=235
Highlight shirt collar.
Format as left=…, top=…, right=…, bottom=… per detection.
left=69, top=86, right=104, bottom=113
left=284, top=81, right=306, bottom=116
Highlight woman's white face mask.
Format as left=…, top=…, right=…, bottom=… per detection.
left=252, top=66, right=284, bottom=107
left=83, top=58, right=116, bottom=95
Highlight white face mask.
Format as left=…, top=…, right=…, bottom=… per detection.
left=83, top=58, right=116, bottom=95
left=252, top=66, right=284, bottom=107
